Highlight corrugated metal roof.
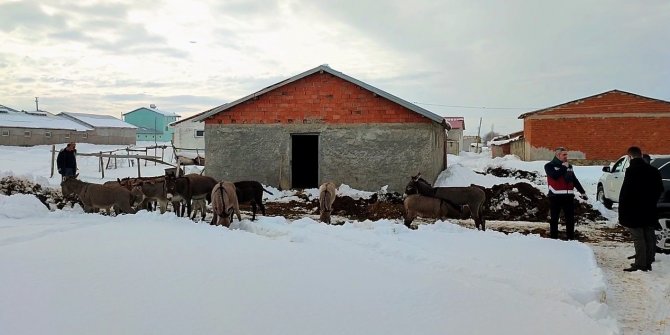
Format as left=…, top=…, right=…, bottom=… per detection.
left=0, top=105, right=21, bottom=113
left=443, top=117, right=465, bottom=130
left=59, top=112, right=137, bottom=129
left=0, top=112, right=91, bottom=131
left=191, top=65, right=445, bottom=124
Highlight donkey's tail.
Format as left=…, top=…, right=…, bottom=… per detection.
left=320, top=190, right=333, bottom=212
left=262, top=187, right=274, bottom=195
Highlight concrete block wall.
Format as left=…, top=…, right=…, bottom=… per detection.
left=205, top=123, right=445, bottom=192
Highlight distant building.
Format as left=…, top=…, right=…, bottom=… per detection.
left=519, top=90, right=670, bottom=160
left=462, top=135, right=482, bottom=153
left=0, top=108, right=89, bottom=146
left=58, top=112, right=137, bottom=145
left=122, top=105, right=180, bottom=142
left=444, top=117, right=465, bottom=154
left=489, top=131, right=524, bottom=158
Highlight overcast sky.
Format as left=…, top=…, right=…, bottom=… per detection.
left=2, top=0, right=669, bottom=135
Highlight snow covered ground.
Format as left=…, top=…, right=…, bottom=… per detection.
left=1, top=142, right=668, bottom=335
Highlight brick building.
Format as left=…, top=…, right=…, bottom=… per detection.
left=519, top=90, right=670, bottom=161
left=191, top=65, right=449, bottom=192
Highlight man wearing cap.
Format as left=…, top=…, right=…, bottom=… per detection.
left=544, top=147, right=588, bottom=240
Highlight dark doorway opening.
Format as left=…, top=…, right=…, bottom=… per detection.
left=291, top=134, right=319, bottom=189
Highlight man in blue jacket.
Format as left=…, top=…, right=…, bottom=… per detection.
left=544, top=147, right=587, bottom=240
left=619, top=146, right=663, bottom=272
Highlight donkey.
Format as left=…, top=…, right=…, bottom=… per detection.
left=61, top=176, right=141, bottom=215
left=211, top=181, right=242, bottom=228
left=405, top=173, right=487, bottom=230
left=318, top=182, right=337, bottom=224
left=403, top=194, right=459, bottom=228
left=234, top=181, right=273, bottom=220
left=133, top=178, right=171, bottom=214
left=165, top=173, right=217, bottom=218
left=190, top=198, right=207, bottom=221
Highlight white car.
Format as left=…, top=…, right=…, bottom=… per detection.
left=597, top=155, right=630, bottom=209
left=598, top=156, right=670, bottom=253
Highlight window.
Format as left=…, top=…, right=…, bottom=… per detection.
left=165, top=126, right=169, bottom=131
left=64, top=133, right=70, bottom=139
left=612, top=157, right=627, bottom=173
left=82, top=133, right=88, bottom=139
left=195, top=130, right=204, bottom=138
left=24, top=130, right=31, bottom=137
left=45, top=131, right=52, bottom=138
left=1, top=130, right=8, bottom=136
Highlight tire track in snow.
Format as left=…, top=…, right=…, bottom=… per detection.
left=590, top=241, right=670, bottom=334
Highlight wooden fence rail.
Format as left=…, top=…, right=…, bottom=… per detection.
left=50, top=145, right=176, bottom=179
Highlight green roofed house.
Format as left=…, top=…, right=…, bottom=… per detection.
left=122, top=104, right=180, bottom=142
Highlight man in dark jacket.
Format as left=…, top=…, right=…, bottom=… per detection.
left=544, top=147, right=587, bottom=240
left=56, top=142, right=77, bottom=179
left=619, top=146, right=664, bottom=272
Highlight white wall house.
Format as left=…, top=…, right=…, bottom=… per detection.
left=170, top=115, right=205, bottom=150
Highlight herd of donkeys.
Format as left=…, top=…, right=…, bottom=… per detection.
left=59, top=173, right=487, bottom=229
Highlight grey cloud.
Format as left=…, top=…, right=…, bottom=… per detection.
left=0, top=1, right=66, bottom=32
left=1, top=1, right=186, bottom=59
left=215, top=0, right=281, bottom=17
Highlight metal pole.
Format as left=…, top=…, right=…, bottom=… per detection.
left=476, top=117, right=483, bottom=153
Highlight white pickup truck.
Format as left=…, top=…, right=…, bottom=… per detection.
left=597, top=156, right=670, bottom=253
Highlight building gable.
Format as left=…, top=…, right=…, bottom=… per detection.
left=194, top=65, right=445, bottom=126
left=207, top=72, right=435, bottom=125
left=519, top=90, right=670, bottom=119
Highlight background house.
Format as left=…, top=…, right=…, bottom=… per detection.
left=58, top=112, right=136, bottom=145
left=170, top=112, right=207, bottom=150
left=489, top=131, right=524, bottom=158
left=462, top=135, right=482, bottom=153
left=0, top=107, right=90, bottom=146
left=519, top=90, right=670, bottom=161
left=444, top=117, right=465, bottom=155
left=192, top=65, right=449, bottom=192
left=123, top=105, right=180, bottom=142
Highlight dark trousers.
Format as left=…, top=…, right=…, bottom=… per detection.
left=549, top=195, right=575, bottom=240
left=60, top=168, right=76, bottom=181
left=628, top=226, right=656, bottom=269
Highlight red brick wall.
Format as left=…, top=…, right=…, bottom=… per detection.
left=524, top=117, right=670, bottom=160
left=524, top=91, right=670, bottom=160
left=205, top=72, right=432, bottom=125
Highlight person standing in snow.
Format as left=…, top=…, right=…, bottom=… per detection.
left=544, top=147, right=587, bottom=240
left=619, top=146, right=663, bottom=272
left=56, top=142, right=78, bottom=180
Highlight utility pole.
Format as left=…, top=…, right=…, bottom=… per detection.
left=35, top=97, right=39, bottom=111
left=476, top=117, right=482, bottom=153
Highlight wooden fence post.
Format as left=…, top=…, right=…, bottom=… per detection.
left=50, top=145, right=56, bottom=178
left=99, top=152, right=105, bottom=178
left=137, top=158, right=141, bottom=177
